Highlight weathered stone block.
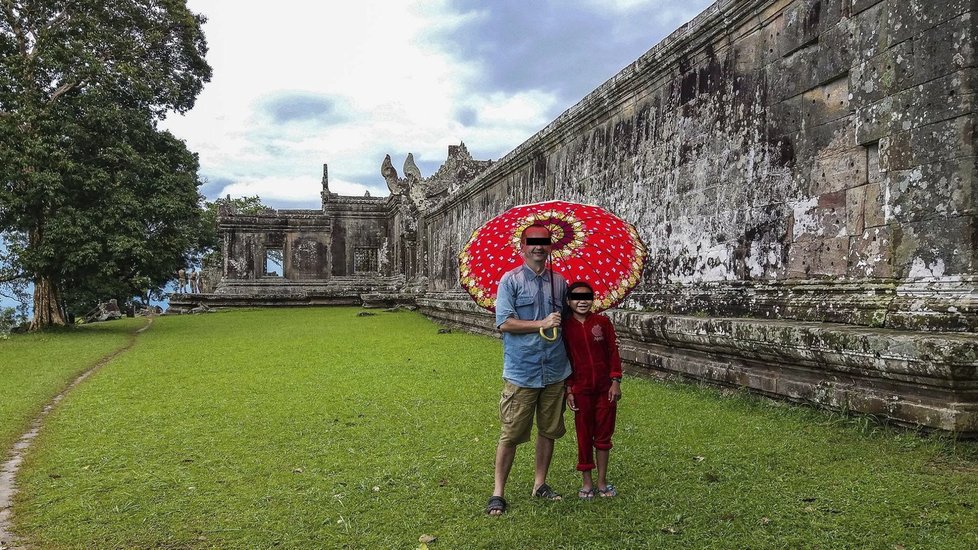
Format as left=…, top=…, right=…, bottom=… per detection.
left=812, top=190, right=849, bottom=240
left=851, top=2, right=894, bottom=60
left=759, top=13, right=787, bottom=66
left=850, top=0, right=882, bottom=16
left=848, top=226, right=893, bottom=278
left=779, top=0, right=822, bottom=56
left=766, top=43, right=821, bottom=102
left=786, top=236, right=848, bottom=277
left=892, top=0, right=978, bottom=47
left=813, top=236, right=850, bottom=276
left=856, top=70, right=976, bottom=144
left=879, top=131, right=911, bottom=172
left=846, top=184, right=867, bottom=235
left=867, top=142, right=883, bottom=183
left=888, top=0, right=921, bottom=46
left=815, top=18, right=857, bottom=83
left=732, top=28, right=765, bottom=74
left=855, top=96, right=896, bottom=144
left=816, top=0, right=850, bottom=31
left=810, top=149, right=867, bottom=194
left=818, top=188, right=848, bottom=209
left=802, top=75, right=851, bottom=126
left=788, top=117, right=856, bottom=175
left=845, top=180, right=885, bottom=235
left=849, top=39, right=915, bottom=106
left=750, top=172, right=801, bottom=208
left=885, top=156, right=978, bottom=223
left=864, top=181, right=886, bottom=227
left=758, top=0, right=797, bottom=24
left=908, top=115, right=975, bottom=168
left=913, top=13, right=976, bottom=86
left=768, top=95, right=806, bottom=137
left=893, top=215, right=977, bottom=278
left=906, top=71, right=978, bottom=129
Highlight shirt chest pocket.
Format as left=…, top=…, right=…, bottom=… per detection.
left=514, top=293, right=536, bottom=320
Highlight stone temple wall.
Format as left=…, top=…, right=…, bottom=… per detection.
left=323, top=195, right=391, bottom=277
left=206, top=175, right=405, bottom=305
left=219, top=209, right=331, bottom=283
left=418, top=0, right=978, bottom=434
left=184, top=146, right=493, bottom=310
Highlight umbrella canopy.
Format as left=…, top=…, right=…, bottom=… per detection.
left=458, top=200, right=647, bottom=312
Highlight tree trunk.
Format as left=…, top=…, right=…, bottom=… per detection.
left=30, top=275, right=67, bottom=329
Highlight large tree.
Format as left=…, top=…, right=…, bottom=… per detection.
left=0, top=0, right=212, bottom=328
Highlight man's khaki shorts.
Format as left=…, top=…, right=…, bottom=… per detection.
left=498, top=380, right=566, bottom=446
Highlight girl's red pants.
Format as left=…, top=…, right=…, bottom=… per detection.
left=572, top=389, right=618, bottom=471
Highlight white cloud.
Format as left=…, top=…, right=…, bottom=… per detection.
left=221, top=176, right=320, bottom=203
left=163, top=0, right=495, bottom=205
left=162, top=0, right=709, bottom=207
left=220, top=175, right=371, bottom=203
left=468, top=90, right=559, bottom=128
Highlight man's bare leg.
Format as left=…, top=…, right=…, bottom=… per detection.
left=532, top=435, right=558, bottom=498
left=491, top=442, right=517, bottom=515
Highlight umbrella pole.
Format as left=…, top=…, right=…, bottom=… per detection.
left=539, top=252, right=559, bottom=341
left=549, top=254, right=556, bottom=313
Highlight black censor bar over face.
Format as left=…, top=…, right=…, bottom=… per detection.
left=525, top=237, right=552, bottom=245
left=568, top=292, right=595, bottom=300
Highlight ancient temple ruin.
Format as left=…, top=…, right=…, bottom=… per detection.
left=192, top=143, right=491, bottom=307
left=175, top=0, right=978, bottom=436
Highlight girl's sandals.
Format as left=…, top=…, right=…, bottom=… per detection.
left=578, top=487, right=595, bottom=500
left=486, top=495, right=507, bottom=515
left=532, top=483, right=562, bottom=500
left=597, top=484, right=617, bottom=498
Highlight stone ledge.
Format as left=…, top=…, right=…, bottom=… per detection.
left=611, top=311, right=978, bottom=435
left=609, top=311, right=977, bottom=386
left=417, top=295, right=499, bottom=338
left=624, top=277, right=978, bottom=333
left=361, top=292, right=421, bottom=309
left=213, top=277, right=406, bottom=296
left=168, top=293, right=361, bottom=309
left=416, top=298, right=978, bottom=436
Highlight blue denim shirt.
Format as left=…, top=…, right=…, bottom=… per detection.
left=494, top=264, right=571, bottom=388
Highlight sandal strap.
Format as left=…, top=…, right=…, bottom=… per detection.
left=486, top=495, right=507, bottom=514
left=533, top=483, right=561, bottom=500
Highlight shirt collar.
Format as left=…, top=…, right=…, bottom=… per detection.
left=521, top=263, right=549, bottom=280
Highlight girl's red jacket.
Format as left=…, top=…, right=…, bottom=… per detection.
left=562, top=313, right=623, bottom=393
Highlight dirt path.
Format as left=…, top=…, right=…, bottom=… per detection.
left=0, top=318, right=153, bottom=550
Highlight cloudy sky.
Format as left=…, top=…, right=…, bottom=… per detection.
left=162, top=0, right=715, bottom=209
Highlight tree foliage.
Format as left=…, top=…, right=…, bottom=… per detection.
left=0, top=230, right=30, bottom=318
left=0, top=0, right=212, bottom=328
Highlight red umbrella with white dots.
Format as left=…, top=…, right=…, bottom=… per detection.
left=458, top=200, right=647, bottom=313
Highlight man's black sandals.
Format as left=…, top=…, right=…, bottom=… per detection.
left=486, top=495, right=507, bottom=515
left=533, top=483, right=562, bottom=500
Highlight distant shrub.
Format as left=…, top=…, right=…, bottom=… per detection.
left=0, top=307, right=25, bottom=339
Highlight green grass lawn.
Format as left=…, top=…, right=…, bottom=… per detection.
left=6, top=308, right=978, bottom=548
left=0, top=318, right=144, bottom=453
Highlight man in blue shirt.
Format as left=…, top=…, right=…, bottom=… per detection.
left=486, top=224, right=571, bottom=516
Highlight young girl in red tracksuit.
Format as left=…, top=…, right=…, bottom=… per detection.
left=563, top=281, right=622, bottom=499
